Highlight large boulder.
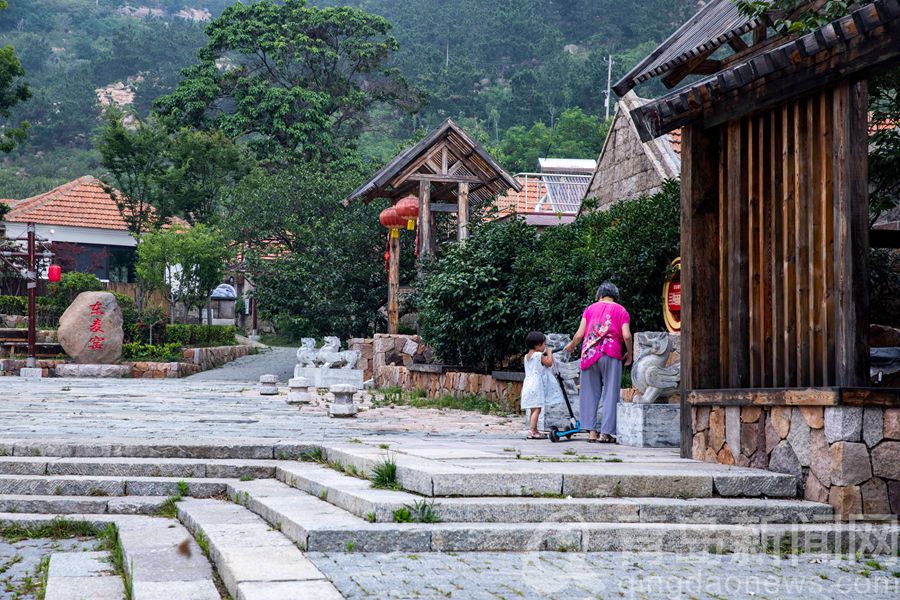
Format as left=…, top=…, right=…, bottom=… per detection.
left=58, top=291, right=124, bottom=364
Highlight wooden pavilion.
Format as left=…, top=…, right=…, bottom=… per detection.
left=618, top=0, right=900, bottom=515
left=344, top=118, right=520, bottom=332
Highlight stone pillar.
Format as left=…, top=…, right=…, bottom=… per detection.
left=258, top=374, right=279, bottom=396
left=287, top=376, right=314, bottom=405
left=329, top=384, right=358, bottom=418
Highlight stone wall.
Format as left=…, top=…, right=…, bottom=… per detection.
left=376, top=364, right=523, bottom=413
left=348, top=338, right=374, bottom=381
left=692, top=403, right=900, bottom=519
left=128, top=361, right=201, bottom=378
left=181, top=345, right=252, bottom=371
left=0, top=358, right=67, bottom=377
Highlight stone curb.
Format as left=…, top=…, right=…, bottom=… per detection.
left=44, top=551, right=124, bottom=600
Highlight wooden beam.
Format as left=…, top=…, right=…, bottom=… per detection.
left=457, top=182, right=469, bottom=242
left=418, top=180, right=432, bottom=258
left=727, top=36, right=749, bottom=52
left=662, top=49, right=716, bottom=89
left=431, top=203, right=458, bottom=213
left=833, top=80, right=870, bottom=387
left=680, top=123, right=721, bottom=458
left=406, top=174, right=483, bottom=184
left=387, top=232, right=400, bottom=334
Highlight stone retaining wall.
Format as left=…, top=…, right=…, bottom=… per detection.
left=128, top=361, right=202, bottom=378
left=0, top=359, right=67, bottom=377
left=375, top=364, right=523, bottom=413
left=692, top=404, right=900, bottom=519
left=181, top=345, right=252, bottom=371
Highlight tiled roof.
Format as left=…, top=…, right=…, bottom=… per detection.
left=494, top=176, right=548, bottom=217
left=5, top=176, right=131, bottom=231
left=668, top=129, right=682, bottom=156
left=493, top=172, right=591, bottom=219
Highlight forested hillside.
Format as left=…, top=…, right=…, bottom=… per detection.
left=0, top=0, right=696, bottom=197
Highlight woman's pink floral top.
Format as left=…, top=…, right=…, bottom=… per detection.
left=580, top=301, right=630, bottom=370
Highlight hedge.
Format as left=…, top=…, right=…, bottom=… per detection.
left=165, top=324, right=237, bottom=348
left=0, top=296, right=25, bottom=315
left=122, top=342, right=183, bottom=362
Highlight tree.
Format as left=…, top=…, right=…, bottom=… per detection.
left=136, top=224, right=232, bottom=323
left=96, top=110, right=171, bottom=237
left=0, top=0, right=30, bottom=152
left=154, top=0, right=418, bottom=162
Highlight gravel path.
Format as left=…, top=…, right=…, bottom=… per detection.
left=310, top=551, right=900, bottom=600
left=188, top=345, right=299, bottom=382
left=0, top=537, right=98, bottom=600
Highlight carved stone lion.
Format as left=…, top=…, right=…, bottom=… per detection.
left=296, top=338, right=318, bottom=367
left=312, top=337, right=360, bottom=370
left=631, top=332, right=681, bottom=404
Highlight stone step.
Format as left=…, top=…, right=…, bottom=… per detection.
left=0, top=456, right=281, bottom=479
left=177, top=498, right=343, bottom=600
left=0, top=494, right=167, bottom=515
left=0, top=474, right=235, bottom=497
left=322, top=445, right=798, bottom=498
left=116, top=515, right=221, bottom=600
left=228, top=479, right=899, bottom=554
left=44, top=551, right=125, bottom=600
left=2, top=440, right=309, bottom=460
left=270, top=462, right=833, bottom=525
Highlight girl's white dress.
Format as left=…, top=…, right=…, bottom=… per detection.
left=521, top=352, right=564, bottom=409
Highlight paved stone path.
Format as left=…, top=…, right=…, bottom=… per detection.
left=188, top=346, right=299, bottom=382
left=0, top=537, right=97, bottom=600
left=310, top=551, right=900, bottom=600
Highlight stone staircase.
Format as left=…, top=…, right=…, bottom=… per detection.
left=0, top=441, right=897, bottom=598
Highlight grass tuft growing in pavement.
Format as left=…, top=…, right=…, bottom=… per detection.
left=371, top=457, right=401, bottom=491
left=0, top=517, right=97, bottom=543
left=98, top=523, right=133, bottom=600
left=299, top=447, right=327, bottom=464
left=373, top=387, right=514, bottom=415
left=393, top=500, right=441, bottom=524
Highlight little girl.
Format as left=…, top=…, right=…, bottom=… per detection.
left=521, top=331, right=555, bottom=440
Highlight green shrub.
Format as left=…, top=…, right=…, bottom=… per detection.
left=0, top=296, right=26, bottom=315
left=164, top=324, right=237, bottom=347
left=126, top=307, right=167, bottom=345
left=52, top=272, right=104, bottom=306
left=417, top=181, right=681, bottom=371
left=122, top=342, right=183, bottom=362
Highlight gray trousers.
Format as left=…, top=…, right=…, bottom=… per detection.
left=579, top=354, right=622, bottom=435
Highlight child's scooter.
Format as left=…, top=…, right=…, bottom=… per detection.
left=547, top=346, right=581, bottom=442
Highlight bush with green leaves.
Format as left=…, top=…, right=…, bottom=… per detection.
left=0, top=295, right=26, bottom=315
left=164, top=324, right=237, bottom=347
left=51, top=272, right=105, bottom=306
left=417, top=181, right=681, bottom=371
left=122, top=342, right=183, bottom=362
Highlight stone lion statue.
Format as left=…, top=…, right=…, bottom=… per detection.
left=296, top=338, right=318, bottom=367
left=631, top=332, right=681, bottom=404
left=315, top=337, right=360, bottom=370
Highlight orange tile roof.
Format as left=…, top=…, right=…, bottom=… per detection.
left=494, top=176, right=549, bottom=217
left=5, top=176, right=131, bottom=231
left=668, top=129, right=682, bottom=155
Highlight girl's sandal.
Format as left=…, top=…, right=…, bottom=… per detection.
left=527, top=431, right=548, bottom=440
left=598, top=434, right=617, bottom=444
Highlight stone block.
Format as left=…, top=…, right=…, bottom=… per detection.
left=863, top=407, right=885, bottom=447
left=236, top=581, right=343, bottom=600
left=293, top=366, right=364, bottom=389
left=872, top=441, right=900, bottom=480
left=787, top=407, right=811, bottom=467
left=740, top=406, right=761, bottom=423
left=713, top=471, right=796, bottom=498
left=19, top=367, right=43, bottom=378
left=770, top=407, right=791, bottom=439
left=45, top=575, right=124, bottom=600
left=717, top=443, right=735, bottom=465
left=725, top=406, right=741, bottom=455
left=830, top=442, right=872, bottom=486
left=889, top=480, right=900, bottom=515
left=799, top=406, right=824, bottom=429
left=708, top=407, right=725, bottom=453
left=740, top=421, right=760, bottom=457
left=615, top=403, right=680, bottom=448
left=692, top=407, right=710, bottom=431
left=133, top=581, right=220, bottom=600
left=692, top=431, right=707, bottom=460
left=885, top=409, right=900, bottom=440
left=824, top=406, right=862, bottom=443
left=828, top=485, right=863, bottom=520
left=769, top=441, right=801, bottom=478
left=861, top=477, right=891, bottom=516
left=749, top=448, right=768, bottom=470
left=329, top=384, right=357, bottom=418
left=765, top=415, right=782, bottom=453
left=803, top=472, right=829, bottom=504
left=809, top=428, right=831, bottom=487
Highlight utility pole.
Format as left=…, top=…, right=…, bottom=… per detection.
left=604, top=54, right=614, bottom=120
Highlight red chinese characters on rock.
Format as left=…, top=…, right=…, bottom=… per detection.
left=88, top=301, right=105, bottom=351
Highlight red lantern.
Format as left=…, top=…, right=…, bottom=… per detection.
left=395, top=196, right=419, bottom=230
left=379, top=206, right=404, bottom=238
left=48, top=264, right=62, bottom=283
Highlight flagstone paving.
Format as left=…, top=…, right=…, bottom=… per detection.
left=0, top=537, right=97, bottom=600
left=309, top=550, right=900, bottom=600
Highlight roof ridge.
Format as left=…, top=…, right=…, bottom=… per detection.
left=7, top=175, right=99, bottom=218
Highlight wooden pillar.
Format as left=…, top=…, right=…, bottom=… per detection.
left=726, top=119, right=750, bottom=388
left=832, top=79, right=869, bottom=386
left=457, top=181, right=469, bottom=242
left=387, top=231, right=400, bottom=334
left=418, top=180, right=432, bottom=257
left=680, top=123, right=721, bottom=458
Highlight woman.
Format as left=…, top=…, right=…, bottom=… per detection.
left=564, top=282, right=633, bottom=443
